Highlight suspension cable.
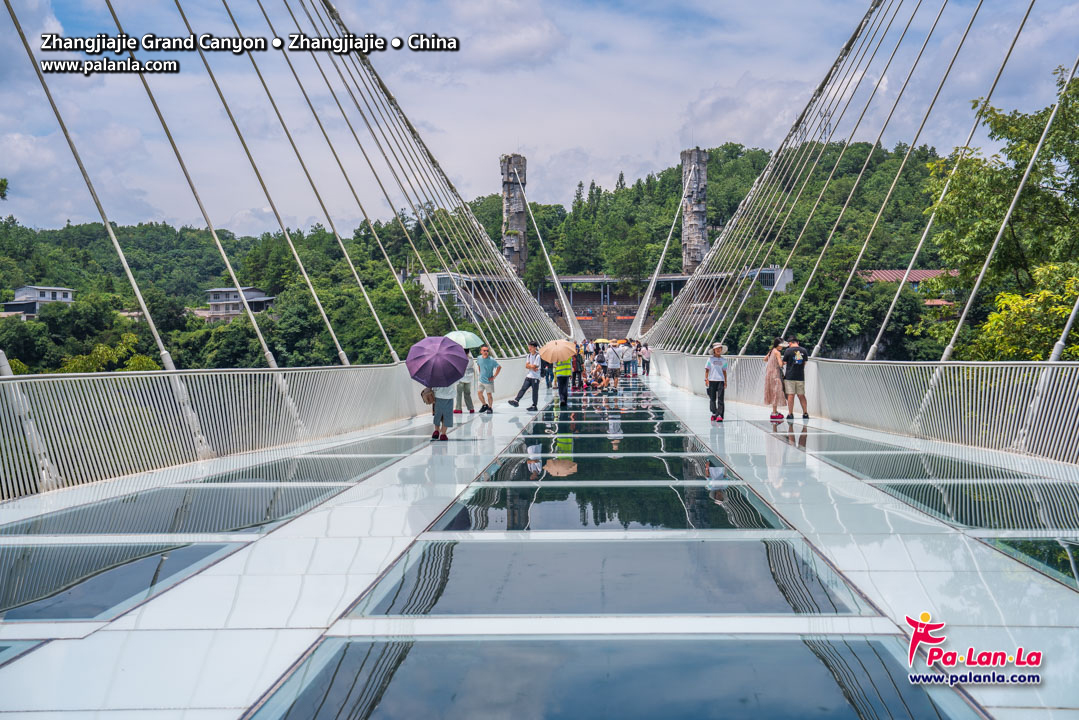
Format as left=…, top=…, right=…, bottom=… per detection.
left=813, top=0, right=983, bottom=358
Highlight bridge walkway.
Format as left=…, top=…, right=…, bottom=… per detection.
left=0, top=377, right=1075, bottom=718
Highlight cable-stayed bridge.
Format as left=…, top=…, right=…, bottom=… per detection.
left=1, top=1, right=1078, bottom=718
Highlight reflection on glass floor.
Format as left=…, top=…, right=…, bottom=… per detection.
left=507, top=434, right=709, bottom=454
left=354, top=539, right=869, bottom=616
left=818, top=451, right=1041, bottom=481
left=987, top=537, right=1079, bottom=591
left=0, top=543, right=236, bottom=620
left=0, top=486, right=341, bottom=535
left=480, top=454, right=728, bottom=482
left=191, top=455, right=400, bottom=483
left=524, top=419, right=690, bottom=435
left=535, top=409, right=671, bottom=422
left=434, top=485, right=787, bottom=531
left=772, top=434, right=911, bottom=453
left=251, top=636, right=979, bottom=720
left=879, top=481, right=1079, bottom=530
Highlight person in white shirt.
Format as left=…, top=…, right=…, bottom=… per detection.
left=704, top=342, right=729, bottom=422
left=508, top=341, right=542, bottom=411
left=605, top=344, right=623, bottom=390
left=432, top=381, right=457, bottom=440
left=455, top=353, right=477, bottom=414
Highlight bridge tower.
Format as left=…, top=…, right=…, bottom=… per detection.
left=501, top=154, right=528, bottom=275
left=681, top=147, right=709, bottom=273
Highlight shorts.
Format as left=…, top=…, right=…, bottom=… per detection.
left=607, top=367, right=621, bottom=378
left=477, top=381, right=494, bottom=394
left=784, top=379, right=806, bottom=396
left=433, top=398, right=454, bottom=426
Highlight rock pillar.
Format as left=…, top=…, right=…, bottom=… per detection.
left=681, top=147, right=709, bottom=273
left=501, top=154, right=528, bottom=275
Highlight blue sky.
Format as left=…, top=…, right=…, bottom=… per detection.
left=1, top=0, right=1077, bottom=235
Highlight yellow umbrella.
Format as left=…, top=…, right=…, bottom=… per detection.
left=594, top=338, right=611, bottom=344
left=539, top=339, right=576, bottom=363
left=544, top=458, right=578, bottom=477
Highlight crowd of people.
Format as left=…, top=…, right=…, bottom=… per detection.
left=427, top=333, right=811, bottom=441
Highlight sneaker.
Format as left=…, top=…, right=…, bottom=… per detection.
left=484, top=407, right=494, bottom=414
left=526, top=406, right=538, bottom=412
left=453, top=409, right=463, bottom=414
left=431, top=431, right=440, bottom=439
left=508, top=400, right=519, bottom=407
left=710, top=415, right=717, bottom=421
left=717, top=416, right=724, bottom=422
left=786, top=414, right=794, bottom=420
left=439, top=434, right=448, bottom=441
left=803, top=413, right=810, bottom=419
left=469, top=409, right=475, bottom=414
left=479, top=404, right=489, bottom=413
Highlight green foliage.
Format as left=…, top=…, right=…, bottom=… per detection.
left=57, top=332, right=160, bottom=373
left=0, top=178, right=7, bottom=200
left=966, top=263, right=1079, bottom=361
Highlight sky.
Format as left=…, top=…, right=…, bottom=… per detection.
left=1, top=0, right=1077, bottom=236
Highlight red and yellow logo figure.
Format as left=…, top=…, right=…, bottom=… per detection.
left=906, top=611, right=946, bottom=667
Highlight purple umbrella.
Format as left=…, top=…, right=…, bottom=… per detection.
left=406, top=336, right=469, bottom=387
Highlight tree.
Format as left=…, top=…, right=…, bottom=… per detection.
left=0, top=177, right=8, bottom=200
left=967, top=263, right=1079, bottom=361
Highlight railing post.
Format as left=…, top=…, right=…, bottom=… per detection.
left=160, top=352, right=216, bottom=460
left=0, top=350, right=63, bottom=492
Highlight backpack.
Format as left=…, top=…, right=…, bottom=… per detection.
left=420, top=387, right=435, bottom=405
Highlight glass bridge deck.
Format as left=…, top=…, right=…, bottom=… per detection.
left=0, top=374, right=1073, bottom=718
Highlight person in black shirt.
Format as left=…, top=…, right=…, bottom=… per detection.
left=781, top=337, right=810, bottom=420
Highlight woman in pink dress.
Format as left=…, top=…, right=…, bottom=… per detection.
left=763, top=337, right=786, bottom=421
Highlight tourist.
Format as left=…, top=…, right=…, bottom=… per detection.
left=596, top=343, right=608, bottom=378
left=540, top=358, right=554, bottom=390
left=554, top=352, right=572, bottom=405
left=763, top=337, right=786, bottom=422
left=782, top=336, right=810, bottom=419
left=454, top=349, right=476, bottom=415
left=621, top=341, right=633, bottom=377
left=508, top=341, right=542, bottom=411
left=640, top=343, right=652, bottom=376
left=432, top=379, right=456, bottom=441
left=571, top=347, right=584, bottom=390
left=606, top=342, right=623, bottom=390
left=475, top=345, right=500, bottom=414
left=704, top=341, right=728, bottom=422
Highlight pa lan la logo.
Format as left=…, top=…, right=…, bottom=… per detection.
left=905, top=611, right=1043, bottom=669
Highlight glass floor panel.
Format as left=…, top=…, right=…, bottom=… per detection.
left=507, top=434, right=710, bottom=454
left=353, top=539, right=869, bottom=616
left=524, top=419, right=690, bottom=435
left=480, top=454, right=729, bottom=483
left=818, top=451, right=1041, bottom=481
left=0, top=543, right=235, bottom=620
left=986, top=537, right=1079, bottom=591
left=0, top=642, right=37, bottom=668
left=534, top=409, right=672, bottom=422
left=193, top=456, right=399, bottom=483
left=0, top=486, right=341, bottom=535
left=433, top=485, right=786, bottom=531
left=774, top=434, right=911, bottom=453
left=314, top=436, right=433, bottom=455
left=880, top=482, right=1079, bottom=530
left=252, top=636, right=978, bottom=720
left=747, top=420, right=834, bottom=433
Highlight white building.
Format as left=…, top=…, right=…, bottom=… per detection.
left=2, top=285, right=75, bottom=318
left=205, top=287, right=275, bottom=322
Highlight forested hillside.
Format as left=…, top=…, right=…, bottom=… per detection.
left=2, top=68, right=1077, bottom=371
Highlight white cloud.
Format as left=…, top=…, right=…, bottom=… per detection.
left=2, top=0, right=1078, bottom=237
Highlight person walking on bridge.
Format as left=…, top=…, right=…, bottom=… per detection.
left=554, top=353, right=572, bottom=406
left=509, top=341, right=542, bottom=412
left=640, top=343, right=652, bottom=376
left=475, top=345, right=500, bottom=414
left=705, top=342, right=729, bottom=422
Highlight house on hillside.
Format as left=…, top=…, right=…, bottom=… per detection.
left=205, top=287, right=275, bottom=322
left=2, top=285, right=75, bottom=318
left=860, top=269, right=956, bottom=290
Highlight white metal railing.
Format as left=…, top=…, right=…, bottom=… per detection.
left=652, top=350, right=1079, bottom=465
left=0, top=358, right=525, bottom=500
